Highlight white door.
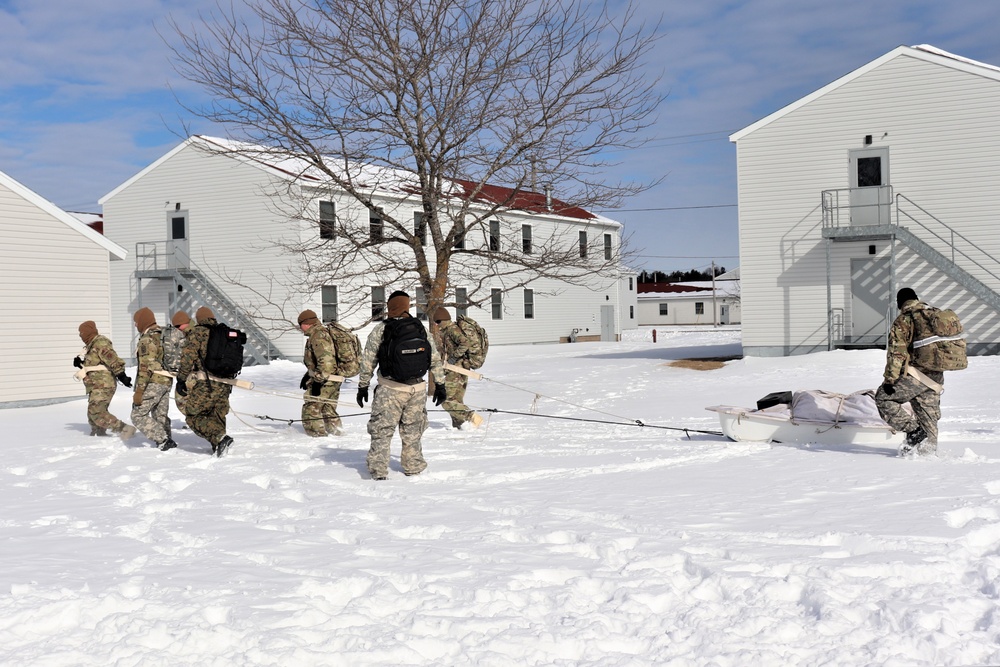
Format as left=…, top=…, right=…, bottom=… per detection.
left=850, top=258, right=891, bottom=344
left=848, top=148, right=890, bottom=226
left=167, top=211, right=190, bottom=269
left=600, top=305, right=615, bottom=341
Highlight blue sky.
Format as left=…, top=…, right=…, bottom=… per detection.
left=2, top=0, right=1000, bottom=273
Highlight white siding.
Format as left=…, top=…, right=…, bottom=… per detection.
left=735, top=51, right=1000, bottom=355
left=103, top=144, right=304, bottom=360
left=0, top=182, right=116, bottom=404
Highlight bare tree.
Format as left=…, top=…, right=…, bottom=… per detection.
left=168, top=0, right=661, bottom=321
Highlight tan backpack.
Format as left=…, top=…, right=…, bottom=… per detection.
left=911, top=307, right=967, bottom=371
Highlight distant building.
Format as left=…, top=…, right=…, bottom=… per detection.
left=731, top=45, right=1000, bottom=356
left=0, top=171, right=126, bottom=407
left=637, top=271, right=741, bottom=326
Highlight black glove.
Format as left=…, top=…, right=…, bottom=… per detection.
left=356, top=385, right=369, bottom=407
left=116, top=372, right=132, bottom=388
left=881, top=382, right=896, bottom=396
left=432, top=383, right=447, bottom=406
left=300, top=372, right=311, bottom=390
left=73, top=356, right=84, bottom=369
left=310, top=380, right=323, bottom=397
left=176, top=380, right=189, bottom=397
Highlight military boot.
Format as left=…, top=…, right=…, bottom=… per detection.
left=90, top=427, right=109, bottom=437
left=117, top=424, right=137, bottom=441
left=158, top=438, right=177, bottom=451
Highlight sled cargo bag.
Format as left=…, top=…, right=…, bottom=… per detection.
left=756, top=391, right=793, bottom=411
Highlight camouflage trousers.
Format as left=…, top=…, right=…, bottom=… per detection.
left=441, top=370, right=472, bottom=428
left=131, top=382, right=172, bottom=445
left=302, top=381, right=343, bottom=437
left=875, top=370, right=943, bottom=450
left=87, top=384, right=126, bottom=433
left=174, top=385, right=188, bottom=417
left=184, top=379, right=233, bottom=447
left=366, top=383, right=429, bottom=478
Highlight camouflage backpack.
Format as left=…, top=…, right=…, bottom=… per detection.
left=327, top=322, right=362, bottom=377
left=911, top=307, right=967, bottom=372
left=161, top=325, right=186, bottom=374
left=456, top=315, right=489, bottom=370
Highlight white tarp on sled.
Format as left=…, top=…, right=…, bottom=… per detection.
left=706, top=389, right=906, bottom=446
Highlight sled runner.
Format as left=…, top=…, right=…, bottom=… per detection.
left=706, top=389, right=905, bottom=447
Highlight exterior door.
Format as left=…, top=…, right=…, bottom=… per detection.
left=720, top=305, right=730, bottom=325
left=167, top=211, right=190, bottom=269
left=848, top=147, right=890, bottom=226
left=600, top=305, right=615, bottom=341
left=850, top=258, right=891, bottom=344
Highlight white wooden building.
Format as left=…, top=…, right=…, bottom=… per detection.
left=0, top=170, right=127, bottom=407
left=730, top=45, right=1000, bottom=357
left=637, top=278, right=741, bottom=326
left=99, top=136, right=637, bottom=361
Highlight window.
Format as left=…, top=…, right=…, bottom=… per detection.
left=628, top=277, right=634, bottom=291
left=659, top=303, right=668, bottom=316
left=414, top=211, right=426, bottom=246
left=524, top=289, right=534, bottom=319
left=369, top=212, right=383, bottom=243
left=695, top=302, right=705, bottom=315
left=454, top=224, right=466, bottom=250
left=491, top=289, right=503, bottom=320
left=170, top=215, right=186, bottom=240
left=319, top=200, right=336, bottom=240
left=455, top=287, right=468, bottom=318
left=414, top=286, right=427, bottom=320
left=371, top=286, right=386, bottom=321
left=522, top=224, right=532, bottom=254
left=604, top=233, right=612, bottom=260
left=630, top=305, right=634, bottom=319
left=322, top=286, right=339, bottom=323
left=489, top=220, right=500, bottom=251
left=579, top=231, right=587, bottom=258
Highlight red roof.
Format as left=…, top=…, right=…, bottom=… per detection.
left=451, top=179, right=597, bottom=221
left=637, top=283, right=714, bottom=294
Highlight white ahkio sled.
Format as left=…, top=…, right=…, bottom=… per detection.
left=706, top=389, right=906, bottom=447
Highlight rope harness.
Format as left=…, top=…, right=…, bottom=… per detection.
left=164, top=366, right=724, bottom=439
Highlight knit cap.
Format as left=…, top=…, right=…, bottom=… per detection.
left=195, top=307, right=215, bottom=324
left=133, top=307, right=156, bottom=332
left=298, top=309, right=320, bottom=326
left=78, top=320, right=98, bottom=344
left=387, top=292, right=410, bottom=318
left=171, top=311, right=191, bottom=327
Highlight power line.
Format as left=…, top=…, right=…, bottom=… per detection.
left=602, top=204, right=737, bottom=212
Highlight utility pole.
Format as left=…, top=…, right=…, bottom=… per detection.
left=711, top=261, right=718, bottom=328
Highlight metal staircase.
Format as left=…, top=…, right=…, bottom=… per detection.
left=134, top=242, right=283, bottom=366
left=821, top=187, right=1000, bottom=348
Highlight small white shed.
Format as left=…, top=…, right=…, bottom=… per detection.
left=0, top=170, right=127, bottom=407
left=731, top=45, right=1000, bottom=357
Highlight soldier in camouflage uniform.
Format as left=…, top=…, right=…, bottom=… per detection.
left=130, top=307, right=176, bottom=451
left=176, top=307, right=234, bottom=457
left=73, top=320, right=136, bottom=440
left=432, top=307, right=483, bottom=428
left=298, top=309, right=343, bottom=437
left=875, top=287, right=943, bottom=456
left=168, top=311, right=192, bottom=417
left=356, top=291, right=446, bottom=480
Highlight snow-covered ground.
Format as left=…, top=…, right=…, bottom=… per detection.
left=2, top=326, right=998, bottom=666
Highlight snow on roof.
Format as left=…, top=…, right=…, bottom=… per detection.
left=637, top=280, right=739, bottom=299
left=102, top=135, right=615, bottom=225
left=730, top=45, right=1000, bottom=142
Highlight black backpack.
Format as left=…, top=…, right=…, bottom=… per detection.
left=377, top=317, right=431, bottom=382
left=203, top=323, right=248, bottom=379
